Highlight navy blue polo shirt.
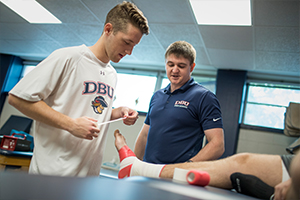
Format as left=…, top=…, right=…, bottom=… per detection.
left=144, top=78, right=223, bottom=164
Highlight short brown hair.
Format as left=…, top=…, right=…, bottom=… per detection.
left=105, top=1, right=149, bottom=35
left=165, top=41, right=196, bottom=65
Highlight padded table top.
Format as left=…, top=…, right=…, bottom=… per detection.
left=0, top=172, right=258, bottom=200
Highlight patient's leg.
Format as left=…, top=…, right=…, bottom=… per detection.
left=114, top=130, right=282, bottom=190
left=161, top=153, right=282, bottom=189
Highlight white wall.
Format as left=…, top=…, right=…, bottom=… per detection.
left=0, top=97, right=27, bottom=128
left=103, top=116, right=144, bottom=164
left=236, top=128, right=296, bottom=155
left=1, top=96, right=296, bottom=166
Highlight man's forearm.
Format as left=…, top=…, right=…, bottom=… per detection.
left=134, top=124, right=149, bottom=160
left=8, top=94, right=102, bottom=140
left=134, top=137, right=146, bottom=160
left=190, top=128, right=224, bottom=162
left=190, top=142, right=224, bottom=162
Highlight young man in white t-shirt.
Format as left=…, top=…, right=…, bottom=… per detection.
left=8, top=1, right=149, bottom=177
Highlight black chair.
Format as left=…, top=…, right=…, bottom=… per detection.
left=0, top=115, right=33, bottom=136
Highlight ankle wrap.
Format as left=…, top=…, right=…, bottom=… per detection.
left=118, top=145, right=135, bottom=162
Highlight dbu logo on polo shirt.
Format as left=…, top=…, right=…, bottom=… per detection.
left=174, top=100, right=190, bottom=109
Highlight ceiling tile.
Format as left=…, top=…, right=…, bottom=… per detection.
left=6, top=24, right=54, bottom=40
left=0, top=2, right=27, bottom=23
left=65, top=23, right=103, bottom=46
left=82, top=0, right=120, bottom=24
left=34, top=24, right=85, bottom=47
left=0, top=40, right=22, bottom=53
left=6, top=40, right=48, bottom=55
left=131, top=44, right=166, bottom=65
left=255, top=27, right=300, bottom=53
left=208, top=49, right=254, bottom=69
left=199, top=26, right=253, bottom=50
left=194, top=46, right=211, bottom=66
left=38, top=0, right=100, bottom=24
left=32, top=40, right=63, bottom=57
left=150, top=23, right=205, bottom=48
left=254, top=0, right=299, bottom=26
left=0, top=24, right=23, bottom=40
left=255, top=51, right=300, bottom=74
left=134, top=0, right=196, bottom=24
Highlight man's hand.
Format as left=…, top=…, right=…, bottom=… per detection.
left=274, top=178, right=292, bottom=200
left=122, top=107, right=138, bottom=125
left=69, top=116, right=100, bottom=140
left=112, top=107, right=138, bottom=125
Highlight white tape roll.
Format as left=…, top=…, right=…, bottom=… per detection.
left=173, top=168, right=189, bottom=182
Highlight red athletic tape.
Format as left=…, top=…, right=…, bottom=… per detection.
left=186, top=170, right=210, bottom=187
left=118, top=145, right=135, bottom=162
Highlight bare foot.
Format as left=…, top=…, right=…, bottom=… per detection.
left=114, top=129, right=127, bottom=151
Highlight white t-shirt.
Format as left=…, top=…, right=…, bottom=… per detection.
left=9, top=45, right=117, bottom=177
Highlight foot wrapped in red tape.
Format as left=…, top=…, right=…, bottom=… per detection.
left=118, top=145, right=136, bottom=179
left=117, top=145, right=165, bottom=179
left=118, top=145, right=135, bottom=162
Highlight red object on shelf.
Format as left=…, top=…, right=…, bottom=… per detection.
left=0, top=133, right=26, bottom=151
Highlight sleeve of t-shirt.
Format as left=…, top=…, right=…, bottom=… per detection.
left=199, top=91, right=223, bottom=130
left=9, top=48, right=74, bottom=102
left=144, top=93, right=156, bottom=126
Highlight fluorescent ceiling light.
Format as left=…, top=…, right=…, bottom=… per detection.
left=189, top=0, right=252, bottom=26
left=0, top=0, right=62, bottom=24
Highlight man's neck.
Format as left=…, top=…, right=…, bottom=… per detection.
left=88, top=37, right=110, bottom=63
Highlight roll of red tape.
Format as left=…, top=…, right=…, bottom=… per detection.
left=186, top=170, right=210, bottom=187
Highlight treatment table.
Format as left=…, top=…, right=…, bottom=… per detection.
left=0, top=171, right=258, bottom=199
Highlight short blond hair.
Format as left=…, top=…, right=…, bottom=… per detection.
left=165, top=41, right=196, bottom=65
left=105, top=1, right=149, bottom=35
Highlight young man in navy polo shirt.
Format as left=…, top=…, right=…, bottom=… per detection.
left=134, top=41, right=225, bottom=164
